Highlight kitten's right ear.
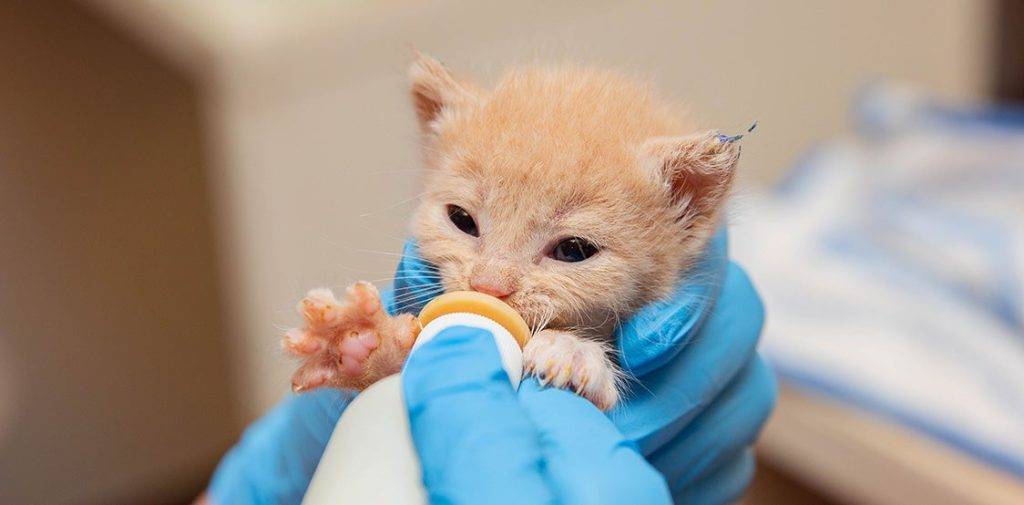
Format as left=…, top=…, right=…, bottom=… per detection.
left=408, top=53, right=480, bottom=136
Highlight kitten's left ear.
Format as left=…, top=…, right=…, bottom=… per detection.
left=640, top=131, right=740, bottom=224
left=408, top=52, right=481, bottom=136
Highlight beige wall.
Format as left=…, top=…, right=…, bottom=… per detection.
left=202, top=0, right=994, bottom=419
left=0, top=1, right=236, bottom=502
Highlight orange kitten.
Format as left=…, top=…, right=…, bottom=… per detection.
left=283, top=54, right=739, bottom=410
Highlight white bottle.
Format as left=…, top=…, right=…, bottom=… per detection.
left=302, top=292, right=529, bottom=505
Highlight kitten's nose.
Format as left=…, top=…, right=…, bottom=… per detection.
left=469, top=261, right=519, bottom=299
left=469, top=278, right=515, bottom=299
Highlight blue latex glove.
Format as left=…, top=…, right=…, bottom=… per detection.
left=209, top=229, right=775, bottom=504
left=404, top=325, right=670, bottom=504
left=611, top=230, right=775, bottom=504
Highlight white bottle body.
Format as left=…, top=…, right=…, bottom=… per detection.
left=302, top=313, right=523, bottom=505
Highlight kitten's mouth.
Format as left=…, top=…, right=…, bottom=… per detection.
left=452, top=286, right=551, bottom=332
left=436, top=270, right=562, bottom=332
left=503, top=299, right=561, bottom=334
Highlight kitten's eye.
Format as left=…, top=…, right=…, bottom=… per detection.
left=550, top=237, right=600, bottom=263
left=446, top=205, right=479, bottom=237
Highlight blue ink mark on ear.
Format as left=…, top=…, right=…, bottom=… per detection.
left=716, top=120, right=759, bottom=143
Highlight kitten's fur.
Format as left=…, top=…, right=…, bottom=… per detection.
left=283, top=54, right=738, bottom=410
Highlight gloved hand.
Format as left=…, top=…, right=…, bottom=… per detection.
left=611, top=230, right=775, bottom=504
left=404, top=324, right=670, bottom=504
left=208, top=229, right=775, bottom=504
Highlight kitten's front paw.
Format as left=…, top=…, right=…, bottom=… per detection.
left=524, top=329, right=620, bottom=411
left=283, top=282, right=418, bottom=392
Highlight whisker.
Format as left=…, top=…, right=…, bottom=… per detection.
left=356, top=273, right=444, bottom=284
left=348, top=222, right=411, bottom=245
left=530, top=307, right=555, bottom=336
left=321, top=242, right=435, bottom=262
left=390, top=284, right=446, bottom=297
left=390, top=282, right=446, bottom=297
left=324, top=278, right=443, bottom=294
left=328, top=263, right=441, bottom=283
left=390, top=286, right=445, bottom=304
left=330, top=263, right=385, bottom=276
left=390, top=292, right=445, bottom=310
left=358, top=191, right=428, bottom=218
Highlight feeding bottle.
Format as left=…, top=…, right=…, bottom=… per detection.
left=301, top=291, right=531, bottom=504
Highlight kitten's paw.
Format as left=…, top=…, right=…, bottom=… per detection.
left=344, top=281, right=384, bottom=318
left=298, top=287, right=346, bottom=330
left=524, top=329, right=620, bottom=411
left=284, top=282, right=419, bottom=392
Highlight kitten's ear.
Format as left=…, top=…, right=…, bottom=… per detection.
left=640, top=131, right=739, bottom=224
left=408, top=52, right=480, bottom=135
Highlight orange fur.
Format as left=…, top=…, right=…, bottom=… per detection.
left=286, top=54, right=739, bottom=409
left=410, top=55, right=737, bottom=335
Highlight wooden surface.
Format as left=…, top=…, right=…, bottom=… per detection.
left=758, top=385, right=1024, bottom=505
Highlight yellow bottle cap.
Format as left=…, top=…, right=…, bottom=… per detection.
left=417, top=291, right=531, bottom=348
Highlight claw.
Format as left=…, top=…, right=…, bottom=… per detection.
left=576, top=372, right=590, bottom=392
left=524, top=329, right=620, bottom=410
left=282, top=328, right=322, bottom=356
left=347, top=281, right=382, bottom=316
left=299, top=288, right=344, bottom=328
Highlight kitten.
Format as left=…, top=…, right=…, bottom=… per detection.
left=283, top=54, right=739, bottom=410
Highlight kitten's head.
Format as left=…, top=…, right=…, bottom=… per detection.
left=408, top=54, right=738, bottom=333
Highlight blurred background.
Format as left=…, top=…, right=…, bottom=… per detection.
left=1, top=0, right=1021, bottom=503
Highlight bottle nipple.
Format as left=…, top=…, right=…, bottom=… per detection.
left=417, top=291, right=531, bottom=348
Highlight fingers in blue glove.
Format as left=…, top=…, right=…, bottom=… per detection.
left=518, top=378, right=672, bottom=504
left=617, top=228, right=728, bottom=376
left=404, top=327, right=672, bottom=505
left=402, top=326, right=553, bottom=504
left=649, top=356, right=776, bottom=493
left=614, top=262, right=766, bottom=453
left=672, top=449, right=756, bottom=505
left=208, top=389, right=353, bottom=505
